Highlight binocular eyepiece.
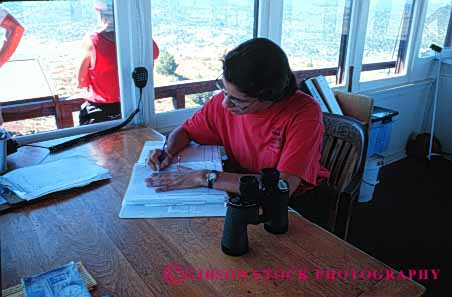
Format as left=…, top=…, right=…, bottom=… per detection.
left=221, top=168, right=289, bottom=256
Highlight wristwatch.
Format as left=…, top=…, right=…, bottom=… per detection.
left=206, top=170, right=219, bottom=189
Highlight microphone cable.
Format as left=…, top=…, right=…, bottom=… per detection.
left=47, top=67, right=149, bottom=153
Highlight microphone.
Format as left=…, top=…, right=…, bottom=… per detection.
left=48, top=67, right=148, bottom=153
left=430, top=44, right=442, bottom=53
left=132, top=67, right=148, bottom=89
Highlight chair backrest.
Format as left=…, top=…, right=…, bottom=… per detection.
left=334, top=91, right=374, bottom=134
left=321, top=113, right=367, bottom=192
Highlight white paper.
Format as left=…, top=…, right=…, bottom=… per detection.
left=120, top=143, right=227, bottom=218
left=124, top=163, right=226, bottom=204
left=137, top=141, right=222, bottom=165
left=119, top=202, right=226, bottom=218
left=0, top=156, right=111, bottom=200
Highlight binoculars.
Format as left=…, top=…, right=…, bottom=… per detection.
left=221, top=168, right=289, bottom=256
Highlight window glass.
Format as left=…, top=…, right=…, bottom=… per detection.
left=151, top=0, right=255, bottom=113
left=360, top=0, right=415, bottom=82
left=281, top=0, right=352, bottom=84
left=419, top=0, right=452, bottom=57
left=0, top=0, right=120, bottom=136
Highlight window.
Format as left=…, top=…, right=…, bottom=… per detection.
left=360, top=0, right=415, bottom=82
left=151, top=0, right=255, bottom=113
left=419, top=0, right=452, bottom=57
left=0, top=0, right=121, bottom=136
left=281, top=0, right=353, bottom=85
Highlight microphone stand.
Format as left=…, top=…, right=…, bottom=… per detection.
left=428, top=45, right=445, bottom=161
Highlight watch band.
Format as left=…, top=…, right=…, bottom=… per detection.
left=207, top=170, right=218, bottom=189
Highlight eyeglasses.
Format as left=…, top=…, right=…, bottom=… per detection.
left=215, top=74, right=257, bottom=110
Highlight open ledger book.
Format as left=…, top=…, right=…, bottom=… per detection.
left=119, top=141, right=228, bottom=218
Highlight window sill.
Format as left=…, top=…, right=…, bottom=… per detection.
left=357, top=75, right=410, bottom=93
left=14, top=119, right=123, bottom=145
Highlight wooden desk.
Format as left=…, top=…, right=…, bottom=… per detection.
left=0, top=127, right=425, bottom=297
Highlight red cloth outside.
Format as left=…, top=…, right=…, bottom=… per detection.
left=87, top=33, right=159, bottom=104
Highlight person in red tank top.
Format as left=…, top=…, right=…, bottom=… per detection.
left=77, top=0, right=159, bottom=125
left=144, top=38, right=335, bottom=228
left=0, top=6, right=24, bottom=69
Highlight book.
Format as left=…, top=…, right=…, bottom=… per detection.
left=21, top=262, right=90, bottom=297
left=119, top=141, right=227, bottom=218
left=299, top=78, right=330, bottom=112
left=312, top=75, right=344, bottom=115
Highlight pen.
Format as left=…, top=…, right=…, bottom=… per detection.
left=157, top=138, right=168, bottom=171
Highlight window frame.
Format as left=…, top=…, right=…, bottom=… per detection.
left=336, top=0, right=354, bottom=85
left=356, top=0, right=416, bottom=87
left=11, top=0, right=452, bottom=144
left=277, top=0, right=354, bottom=85
left=13, top=0, right=156, bottom=145
left=445, top=8, right=452, bottom=46
left=410, top=0, right=452, bottom=82
left=154, top=0, right=260, bottom=133
left=350, top=0, right=436, bottom=92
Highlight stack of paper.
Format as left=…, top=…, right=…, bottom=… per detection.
left=119, top=141, right=227, bottom=218
left=0, top=156, right=111, bottom=201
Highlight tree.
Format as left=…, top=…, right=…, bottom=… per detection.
left=156, top=51, right=178, bottom=75
left=192, top=91, right=214, bottom=106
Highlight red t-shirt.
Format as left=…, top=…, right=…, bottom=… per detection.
left=87, top=33, right=160, bottom=104
left=182, top=91, right=330, bottom=191
left=88, top=33, right=120, bottom=104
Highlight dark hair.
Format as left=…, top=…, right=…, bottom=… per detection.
left=222, top=38, right=297, bottom=102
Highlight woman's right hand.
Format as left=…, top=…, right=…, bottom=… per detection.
left=147, top=149, right=173, bottom=171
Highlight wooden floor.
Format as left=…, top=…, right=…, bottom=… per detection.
left=348, top=157, right=452, bottom=297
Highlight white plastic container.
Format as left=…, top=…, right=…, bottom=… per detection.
left=359, top=155, right=384, bottom=203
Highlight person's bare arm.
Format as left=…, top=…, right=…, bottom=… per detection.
left=146, top=166, right=301, bottom=197
left=147, top=125, right=191, bottom=170
left=145, top=125, right=302, bottom=196
left=77, top=36, right=93, bottom=89
left=197, top=171, right=300, bottom=196
left=280, top=173, right=301, bottom=197
left=0, top=14, right=24, bottom=68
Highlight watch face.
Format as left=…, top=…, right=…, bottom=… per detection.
left=208, top=172, right=217, bottom=181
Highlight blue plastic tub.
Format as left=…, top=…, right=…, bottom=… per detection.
left=367, top=106, right=398, bottom=156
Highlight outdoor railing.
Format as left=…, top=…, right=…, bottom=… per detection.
left=1, top=61, right=396, bottom=130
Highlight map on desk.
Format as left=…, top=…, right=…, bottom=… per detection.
left=119, top=141, right=227, bottom=218
left=21, top=261, right=90, bottom=297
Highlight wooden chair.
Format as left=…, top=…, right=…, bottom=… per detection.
left=321, top=112, right=367, bottom=240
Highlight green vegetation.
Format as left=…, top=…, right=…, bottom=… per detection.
left=191, top=91, right=214, bottom=106
left=156, top=51, right=178, bottom=76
